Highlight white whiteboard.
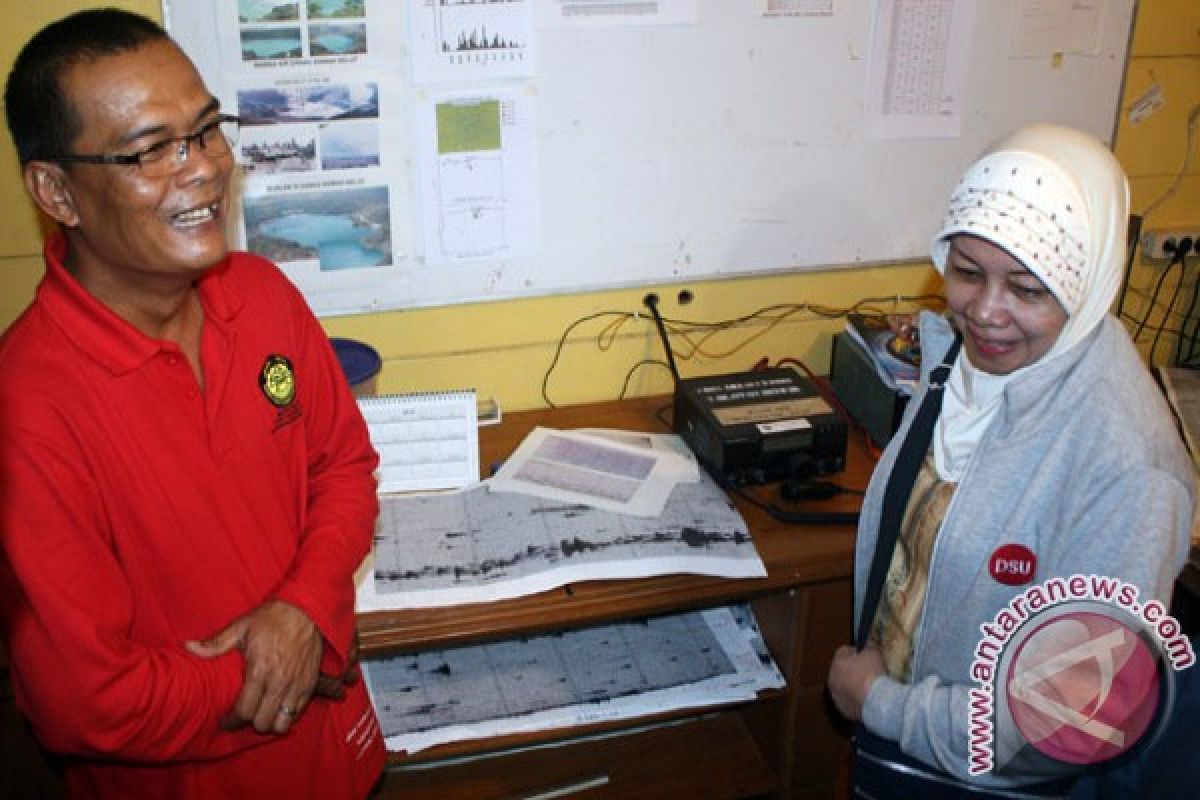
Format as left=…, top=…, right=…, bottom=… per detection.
left=165, top=1, right=1135, bottom=316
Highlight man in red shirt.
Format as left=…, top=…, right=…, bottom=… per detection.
left=0, top=9, right=385, bottom=798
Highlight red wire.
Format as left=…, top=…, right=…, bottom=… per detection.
left=773, top=356, right=884, bottom=461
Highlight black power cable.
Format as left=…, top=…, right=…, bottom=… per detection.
left=1132, top=250, right=1184, bottom=345
left=1151, top=246, right=1190, bottom=365
left=642, top=293, right=682, bottom=386
left=1175, top=250, right=1200, bottom=366
left=728, top=483, right=860, bottom=527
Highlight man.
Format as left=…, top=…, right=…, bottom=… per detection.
left=0, top=9, right=384, bottom=798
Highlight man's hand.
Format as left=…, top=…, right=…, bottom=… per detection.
left=186, top=600, right=323, bottom=735
left=827, top=643, right=886, bottom=722
left=314, top=629, right=361, bottom=701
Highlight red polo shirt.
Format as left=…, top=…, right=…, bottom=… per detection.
left=0, top=234, right=385, bottom=798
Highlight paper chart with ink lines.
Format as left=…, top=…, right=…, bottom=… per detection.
left=357, top=470, right=765, bottom=611
left=363, top=603, right=784, bottom=753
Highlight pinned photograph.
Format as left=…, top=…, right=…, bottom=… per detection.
left=307, top=0, right=365, bottom=21
left=245, top=186, right=392, bottom=270
left=238, top=0, right=299, bottom=23
left=239, top=126, right=318, bottom=174
left=309, top=22, right=367, bottom=56
left=238, top=83, right=379, bottom=125
left=240, top=27, right=303, bottom=60
left=319, top=121, right=380, bottom=170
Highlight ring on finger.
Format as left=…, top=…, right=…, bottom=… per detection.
left=278, top=704, right=298, bottom=718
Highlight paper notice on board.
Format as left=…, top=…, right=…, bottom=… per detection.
left=415, top=88, right=540, bottom=264
left=758, top=0, right=833, bottom=17
left=539, top=0, right=698, bottom=27
left=215, top=0, right=403, bottom=76
left=233, top=75, right=408, bottom=284
left=409, top=0, right=535, bottom=84
left=188, top=1, right=414, bottom=314
left=1010, top=0, right=1106, bottom=59
left=864, top=0, right=976, bottom=140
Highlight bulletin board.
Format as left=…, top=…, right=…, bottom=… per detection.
left=164, top=1, right=1136, bottom=316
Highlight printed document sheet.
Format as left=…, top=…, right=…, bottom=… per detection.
left=362, top=603, right=784, bottom=753
left=355, top=467, right=762, bottom=611
left=489, top=427, right=688, bottom=517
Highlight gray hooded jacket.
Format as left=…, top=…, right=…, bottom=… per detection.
left=855, top=311, right=1195, bottom=787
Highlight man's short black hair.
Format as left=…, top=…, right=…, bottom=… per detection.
left=4, top=8, right=169, bottom=164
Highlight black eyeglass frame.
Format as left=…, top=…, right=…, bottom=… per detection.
left=44, top=113, right=241, bottom=170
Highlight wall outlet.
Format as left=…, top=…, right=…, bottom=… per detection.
left=1141, top=228, right=1200, bottom=260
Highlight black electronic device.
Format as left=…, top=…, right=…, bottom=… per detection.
left=673, top=367, right=847, bottom=486
left=829, top=332, right=910, bottom=448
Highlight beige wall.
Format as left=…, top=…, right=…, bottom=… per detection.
left=1, top=1, right=1196, bottom=411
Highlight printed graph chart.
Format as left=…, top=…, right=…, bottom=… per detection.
left=431, top=0, right=529, bottom=62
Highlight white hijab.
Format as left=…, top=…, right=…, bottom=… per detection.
left=928, top=124, right=1130, bottom=480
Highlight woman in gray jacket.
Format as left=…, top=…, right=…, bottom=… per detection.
left=827, top=124, right=1196, bottom=798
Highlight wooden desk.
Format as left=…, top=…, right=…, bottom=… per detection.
left=364, top=396, right=868, bottom=800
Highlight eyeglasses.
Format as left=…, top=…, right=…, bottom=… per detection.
left=48, top=114, right=240, bottom=178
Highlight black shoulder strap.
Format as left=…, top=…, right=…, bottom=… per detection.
left=855, top=336, right=962, bottom=650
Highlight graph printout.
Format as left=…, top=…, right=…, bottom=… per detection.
left=415, top=88, right=540, bottom=263
left=488, top=427, right=687, bottom=517
left=362, top=603, right=785, bottom=753
left=409, top=0, right=536, bottom=84
left=354, top=469, right=763, bottom=611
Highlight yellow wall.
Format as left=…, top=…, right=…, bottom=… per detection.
left=1117, top=0, right=1200, bottom=364
left=0, top=0, right=165, bottom=325
left=1, top=1, right=1197, bottom=412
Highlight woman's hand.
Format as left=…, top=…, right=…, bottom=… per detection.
left=827, top=643, right=886, bottom=722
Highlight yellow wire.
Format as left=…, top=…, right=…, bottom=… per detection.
left=596, top=313, right=632, bottom=351
left=658, top=295, right=942, bottom=361
left=671, top=306, right=802, bottom=359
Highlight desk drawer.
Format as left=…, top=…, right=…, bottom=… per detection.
left=376, top=711, right=774, bottom=799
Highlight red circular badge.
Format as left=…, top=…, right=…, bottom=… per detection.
left=989, top=543, right=1037, bottom=585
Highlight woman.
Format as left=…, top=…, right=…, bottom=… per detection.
left=827, top=123, right=1195, bottom=797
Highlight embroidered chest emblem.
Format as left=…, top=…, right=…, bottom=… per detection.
left=259, top=354, right=296, bottom=407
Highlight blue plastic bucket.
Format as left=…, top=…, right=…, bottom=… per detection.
left=330, top=338, right=382, bottom=396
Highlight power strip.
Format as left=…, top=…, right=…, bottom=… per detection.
left=1141, top=228, right=1200, bottom=260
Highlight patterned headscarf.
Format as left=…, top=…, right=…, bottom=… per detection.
left=928, top=124, right=1130, bottom=480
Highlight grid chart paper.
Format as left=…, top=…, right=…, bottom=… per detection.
left=363, top=603, right=784, bottom=753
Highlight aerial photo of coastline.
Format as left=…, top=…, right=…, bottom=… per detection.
left=320, top=122, right=379, bottom=170
left=309, top=23, right=367, bottom=56
left=241, top=27, right=303, bottom=61
left=238, top=83, right=379, bottom=126
left=307, top=0, right=364, bottom=19
left=245, top=186, right=392, bottom=270
left=239, top=0, right=299, bottom=23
